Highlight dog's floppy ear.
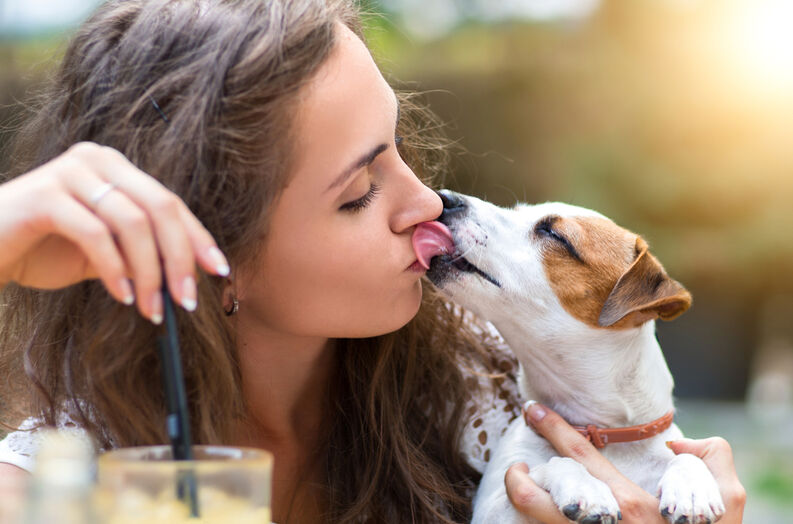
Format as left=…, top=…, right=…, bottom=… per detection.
left=598, top=237, right=691, bottom=328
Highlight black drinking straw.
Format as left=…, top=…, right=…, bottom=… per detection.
left=157, top=283, right=200, bottom=517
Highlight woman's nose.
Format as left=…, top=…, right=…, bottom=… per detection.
left=390, top=167, right=443, bottom=233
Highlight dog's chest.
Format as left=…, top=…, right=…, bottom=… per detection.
left=600, top=438, right=679, bottom=493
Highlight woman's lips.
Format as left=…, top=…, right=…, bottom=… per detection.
left=411, top=221, right=455, bottom=270
left=408, top=260, right=425, bottom=272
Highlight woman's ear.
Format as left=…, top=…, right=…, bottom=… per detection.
left=222, top=277, right=236, bottom=312
left=598, top=238, right=692, bottom=328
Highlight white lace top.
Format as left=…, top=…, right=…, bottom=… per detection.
left=0, top=322, right=523, bottom=476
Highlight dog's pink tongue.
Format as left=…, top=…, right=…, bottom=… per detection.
left=412, top=221, right=455, bottom=270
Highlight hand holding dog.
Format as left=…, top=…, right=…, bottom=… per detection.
left=0, top=142, right=229, bottom=323
left=505, top=403, right=746, bottom=524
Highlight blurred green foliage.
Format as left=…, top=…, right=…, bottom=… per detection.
left=752, top=466, right=793, bottom=507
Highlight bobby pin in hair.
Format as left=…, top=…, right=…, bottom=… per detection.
left=149, top=95, right=170, bottom=124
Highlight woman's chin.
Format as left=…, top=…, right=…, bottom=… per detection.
left=381, top=281, right=424, bottom=335
left=401, top=280, right=424, bottom=325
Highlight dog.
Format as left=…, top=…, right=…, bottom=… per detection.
left=412, top=190, right=725, bottom=524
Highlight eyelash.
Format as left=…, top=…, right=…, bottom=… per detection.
left=338, top=135, right=401, bottom=213
left=340, top=182, right=381, bottom=213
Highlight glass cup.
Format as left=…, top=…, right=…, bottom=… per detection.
left=96, top=445, right=273, bottom=524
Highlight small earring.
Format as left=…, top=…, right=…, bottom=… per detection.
left=224, top=297, right=239, bottom=316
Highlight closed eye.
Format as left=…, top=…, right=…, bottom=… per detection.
left=340, top=182, right=381, bottom=213
left=534, top=216, right=584, bottom=263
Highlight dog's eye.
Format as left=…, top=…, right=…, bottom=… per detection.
left=535, top=217, right=563, bottom=241
left=535, top=217, right=584, bottom=263
left=535, top=219, right=564, bottom=242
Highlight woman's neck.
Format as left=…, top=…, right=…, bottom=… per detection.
left=226, top=317, right=336, bottom=523
left=233, top=318, right=337, bottom=446
left=230, top=320, right=338, bottom=524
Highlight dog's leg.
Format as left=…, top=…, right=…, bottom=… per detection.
left=530, top=456, right=621, bottom=524
left=472, top=422, right=549, bottom=524
left=656, top=453, right=725, bottom=524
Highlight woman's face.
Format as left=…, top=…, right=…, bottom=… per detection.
left=236, top=24, right=442, bottom=339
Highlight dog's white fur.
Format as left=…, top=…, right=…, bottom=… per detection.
left=427, top=192, right=725, bottom=524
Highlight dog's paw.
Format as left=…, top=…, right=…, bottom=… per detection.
left=657, top=454, right=725, bottom=524
left=530, top=457, right=621, bottom=524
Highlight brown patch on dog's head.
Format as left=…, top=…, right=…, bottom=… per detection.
left=540, top=216, right=691, bottom=330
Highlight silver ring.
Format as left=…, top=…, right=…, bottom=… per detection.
left=89, top=182, right=115, bottom=206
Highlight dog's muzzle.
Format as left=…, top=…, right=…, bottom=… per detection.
left=427, top=190, right=501, bottom=288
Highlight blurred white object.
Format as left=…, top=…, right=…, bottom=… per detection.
left=22, top=429, right=96, bottom=524
left=747, top=294, right=793, bottom=422
left=0, top=0, right=102, bottom=37
left=380, top=0, right=601, bottom=39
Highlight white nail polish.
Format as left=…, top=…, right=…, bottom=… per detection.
left=182, top=298, right=197, bottom=312
left=522, top=400, right=537, bottom=412
left=181, top=276, right=197, bottom=312
left=151, top=291, right=163, bottom=325
left=119, top=279, right=134, bottom=305
left=209, top=247, right=230, bottom=277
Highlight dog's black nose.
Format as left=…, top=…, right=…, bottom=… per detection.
left=438, top=190, right=465, bottom=217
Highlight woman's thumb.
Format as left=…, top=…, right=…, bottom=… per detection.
left=666, top=437, right=701, bottom=455
left=666, top=437, right=736, bottom=480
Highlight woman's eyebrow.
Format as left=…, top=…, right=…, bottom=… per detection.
left=325, top=96, right=401, bottom=194
left=325, top=143, right=388, bottom=193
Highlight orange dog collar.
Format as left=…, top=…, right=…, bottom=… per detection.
left=571, top=411, right=675, bottom=449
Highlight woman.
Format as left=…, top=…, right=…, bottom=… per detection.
left=0, top=1, right=745, bottom=522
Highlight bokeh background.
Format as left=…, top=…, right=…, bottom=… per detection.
left=1, top=0, right=791, bottom=520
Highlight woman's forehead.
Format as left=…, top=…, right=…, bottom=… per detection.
left=288, top=24, right=397, bottom=189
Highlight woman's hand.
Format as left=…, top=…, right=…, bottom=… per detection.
left=0, top=142, right=230, bottom=323
left=504, top=402, right=746, bottom=524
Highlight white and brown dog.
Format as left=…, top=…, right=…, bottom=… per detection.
left=412, top=191, right=725, bottom=524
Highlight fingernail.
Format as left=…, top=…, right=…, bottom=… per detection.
left=524, top=401, right=548, bottom=424
left=181, top=276, right=197, bottom=312
left=522, top=400, right=536, bottom=425
left=209, top=247, right=230, bottom=277
left=151, top=291, right=163, bottom=325
left=665, top=440, right=675, bottom=449
left=119, top=278, right=134, bottom=305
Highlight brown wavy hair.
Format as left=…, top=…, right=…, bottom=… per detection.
left=0, top=1, right=518, bottom=522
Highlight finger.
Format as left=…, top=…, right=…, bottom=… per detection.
left=667, top=437, right=736, bottom=479
left=130, top=190, right=196, bottom=314
left=523, top=402, right=624, bottom=486
left=93, top=190, right=166, bottom=322
left=63, top=144, right=209, bottom=313
left=176, top=202, right=230, bottom=277
left=668, top=437, right=747, bottom=517
left=504, top=463, right=570, bottom=524
left=48, top=196, right=133, bottom=306
left=57, top=164, right=164, bottom=322
left=81, top=144, right=230, bottom=278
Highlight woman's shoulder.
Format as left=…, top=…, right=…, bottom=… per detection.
left=0, top=411, right=93, bottom=473
left=456, top=319, right=524, bottom=475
